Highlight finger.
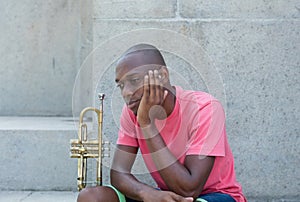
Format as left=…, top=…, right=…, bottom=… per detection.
left=163, top=90, right=168, bottom=101
left=149, top=70, right=155, bottom=98
left=171, top=193, right=193, bottom=202
left=143, top=74, right=149, bottom=98
left=154, top=70, right=161, bottom=100
left=170, top=193, right=185, bottom=202
left=184, top=197, right=194, bottom=202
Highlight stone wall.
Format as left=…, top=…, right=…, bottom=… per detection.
left=91, top=0, right=300, bottom=200
left=0, top=0, right=299, bottom=200
left=0, top=0, right=93, bottom=116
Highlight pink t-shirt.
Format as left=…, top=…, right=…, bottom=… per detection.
left=117, top=86, right=247, bottom=202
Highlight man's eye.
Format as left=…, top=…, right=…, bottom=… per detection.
left=130, top=78, right=141, bottom=84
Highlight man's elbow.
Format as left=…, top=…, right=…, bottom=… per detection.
left=110, top=168, right=131, bottom=189
left=110, top=169, right=120, bottom=187
left=173, top=183, right=204, bottom=199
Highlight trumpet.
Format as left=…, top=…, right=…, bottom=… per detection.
left=70, top=93, right=109, bottom=191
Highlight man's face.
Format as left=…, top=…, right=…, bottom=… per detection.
left=115, top=53, right=162, bottom=115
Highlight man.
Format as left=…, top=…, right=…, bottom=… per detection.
left=77, top=44, right=247, bottom=202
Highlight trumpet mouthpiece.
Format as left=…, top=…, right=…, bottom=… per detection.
left=98, top=93, right=105, bottom=100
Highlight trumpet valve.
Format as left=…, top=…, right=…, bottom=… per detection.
left=102, top=141, right=110, bottom=157
left=78, top=145, right=86, bottom=154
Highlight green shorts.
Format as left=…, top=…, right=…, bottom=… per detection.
left=106, top=185, right=126, bottom=202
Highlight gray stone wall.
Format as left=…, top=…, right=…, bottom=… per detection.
left=0, top=0, right=299, bottom=200
left=91, top=0, right=300, bottom=200
left=0, top=0, right=93, bottom=116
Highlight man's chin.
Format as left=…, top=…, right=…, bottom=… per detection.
left=127, top=101, right=140, bottom=115
left=127, top=106, right=138, bottom=116
left=132, top=109, right=138, bottom=116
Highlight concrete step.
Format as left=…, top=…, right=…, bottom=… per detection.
left=0, top=116, right=144, bottom=191
left=0, top=117, right=79, bottom=191
left=0, top=191, right=78, bottom=202
left=1, top=117, right=299, bottom=201
left=0, top=191, right=299, bottom=202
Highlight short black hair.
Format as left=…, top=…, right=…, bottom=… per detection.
left=119, top=43, right=166, bottom=66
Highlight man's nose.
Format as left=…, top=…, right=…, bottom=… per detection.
left=122, top=83, right=134, bottom=102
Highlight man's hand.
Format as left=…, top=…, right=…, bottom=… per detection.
left=142, top=189, right=194, bottom=202
left=137, top=69, right=168, bottom=128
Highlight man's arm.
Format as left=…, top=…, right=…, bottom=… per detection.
left=142, top=125, right=215, bottom=199
left=110, top=144, right=153, bottom=201
left=137, top=70, right=215, bottom=199
left=110, top=145, right=194, bottom=202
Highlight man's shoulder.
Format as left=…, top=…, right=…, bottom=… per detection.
left=175, top=86, right=218, bottom=107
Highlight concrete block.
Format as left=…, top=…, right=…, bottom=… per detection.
left=94, top=0, right=176, bottom=19
left=179, top=0, right=300, bottom=19
left=0, top=116, right=134, bottom=191
left=0, top=191, right=31, bottom=202
left=0, top=191, right=78, bottom=202
left=0, top=117, right=80, bottom=190
left=21, top=191, right=77, bottom=202
left=196, top=20, right=300, bottom=198
left=0, top=0, right=92, bottom=116
left=92, top=19, right=300, bottom=199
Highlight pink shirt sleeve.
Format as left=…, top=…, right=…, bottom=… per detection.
left=117, top=105, right=138, bottom=147
left=186, top=100, right=226, bottom=156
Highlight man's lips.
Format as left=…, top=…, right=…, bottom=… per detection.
left=127, top=99, right=141, bottom=108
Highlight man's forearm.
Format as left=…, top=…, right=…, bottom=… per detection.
left=141, top=125, right=198, bottom=197
left=110, top=170, right=157, bottom=201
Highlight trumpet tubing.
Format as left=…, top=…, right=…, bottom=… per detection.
left=70, top=93, right=109, bottom=191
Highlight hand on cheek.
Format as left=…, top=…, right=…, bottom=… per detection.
left=137, top=70, right=168, bottom=128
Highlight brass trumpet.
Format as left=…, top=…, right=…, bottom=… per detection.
left=70, top=93, right=109, bottom=191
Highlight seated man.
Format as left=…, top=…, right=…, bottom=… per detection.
left=77, top=44, right=247, bottom=202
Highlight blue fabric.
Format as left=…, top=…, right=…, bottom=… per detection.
left=198, top=192, right=236, bottom=202
left=124, top=197, right=138, bottom=202
left=125, top=192, right=235, bottom=202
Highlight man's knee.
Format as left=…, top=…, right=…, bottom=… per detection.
left=77, top=186, right=119, bottom=202
left=77, top=187, right=97, bottom=202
